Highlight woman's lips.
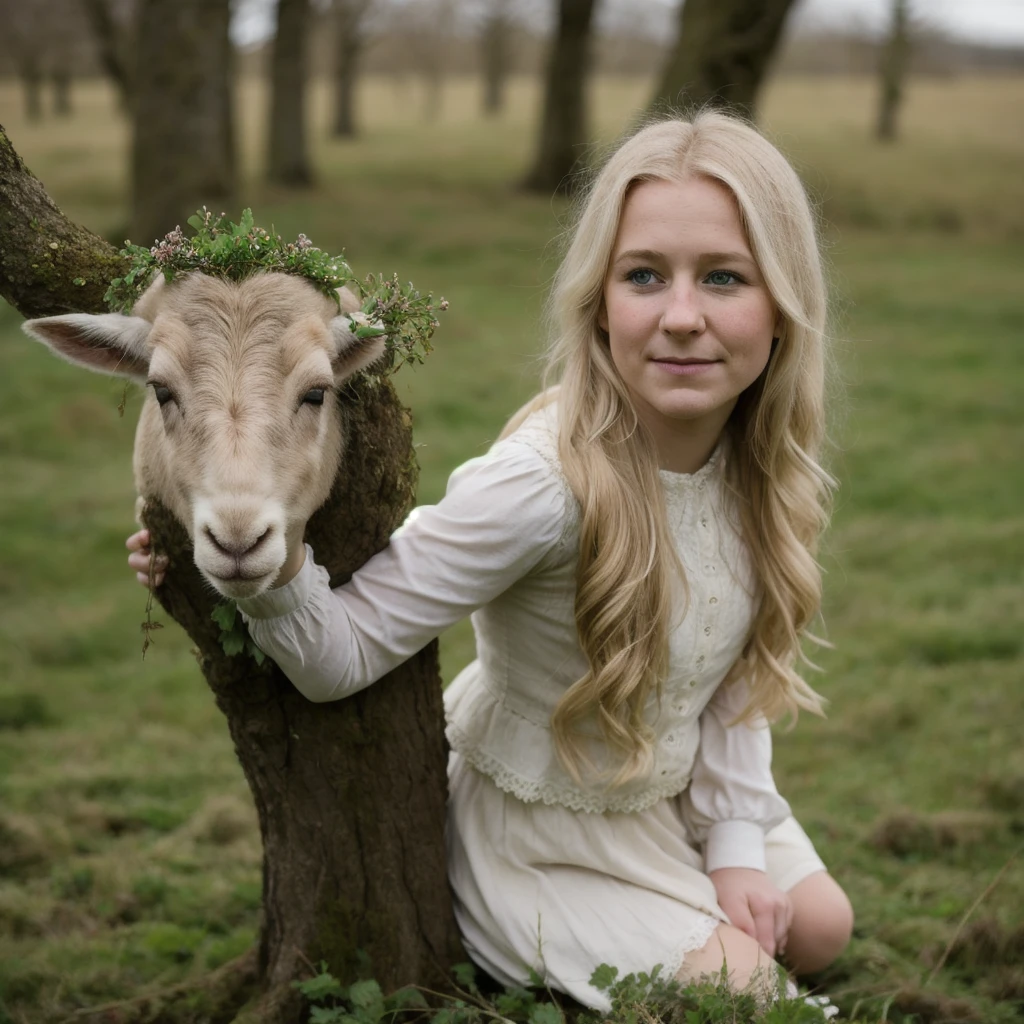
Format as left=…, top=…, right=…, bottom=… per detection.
left=652, top=358, right=719, bottom=376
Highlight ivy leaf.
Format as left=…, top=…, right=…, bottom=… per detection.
left=220, top=630, right=246, bottom=657
left=211, top=601, right=237, bottom=632
left=247, top=640, right=267, bottom=666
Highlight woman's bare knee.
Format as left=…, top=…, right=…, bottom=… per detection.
left=784, top=872, right=854, bottom=975
left=677, top=923, right=781, bottom=994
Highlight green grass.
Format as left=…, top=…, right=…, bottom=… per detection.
left=1, top=72, right=1023, bottom=1022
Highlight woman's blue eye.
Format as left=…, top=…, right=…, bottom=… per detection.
left=628, top=268, right=656, bottom=286
left=706, top=270, right=738, bottom=287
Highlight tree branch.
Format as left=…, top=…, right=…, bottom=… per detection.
left=0, top=124, right=128, bottom=318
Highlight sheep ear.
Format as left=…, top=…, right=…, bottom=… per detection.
left=22, top=313, right=152, bottom=383
left=329, top=316, right=387, bottom=383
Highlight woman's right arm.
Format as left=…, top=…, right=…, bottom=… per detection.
left=134, top=441, right=568, bottom=703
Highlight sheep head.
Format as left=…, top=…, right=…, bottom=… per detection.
left=23, top=272, right=385, bottom=599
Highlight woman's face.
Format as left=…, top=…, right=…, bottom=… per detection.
left=600, top=175, right=777, bottom=464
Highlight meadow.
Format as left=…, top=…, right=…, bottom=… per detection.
left=0, top=72, right=1022, bottom=1022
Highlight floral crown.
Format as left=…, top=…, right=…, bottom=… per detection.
left=104, top=208, right=446, bottom=372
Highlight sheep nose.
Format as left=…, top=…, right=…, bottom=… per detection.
left=204, top=525, right=271, bottom=559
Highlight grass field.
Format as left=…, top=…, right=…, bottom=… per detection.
left=1, top=72, right=1023, bottom=1022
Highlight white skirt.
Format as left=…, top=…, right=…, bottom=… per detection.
left=446, top=752, right=826, bottom=1009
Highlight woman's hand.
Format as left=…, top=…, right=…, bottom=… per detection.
left=126, top=528, right=168, bottom=588
left=709, top=867, right=793, bottom=959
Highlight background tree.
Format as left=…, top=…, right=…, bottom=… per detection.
left=521, top=0, right=598, bottom=195
left=81, top=0, right=137, bottom=113
left=0, top=0, right=47, bottom=121
left=480, top=0, right=513, bottom=117
left=388, top=0, right=461, bottom=122
left=876, top=0, right=911, bottom=141
left=268, top=0, right=315, bottom=185
left=649, top=0, right=797, bottom=120
left=0, top=125, right=463, bottom=1021
left=131, top=0, right=236, bottom=245
left=331, top=0, right=375, bottom=138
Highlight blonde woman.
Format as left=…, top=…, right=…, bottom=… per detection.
left=129, top=113, right=853, bottom=1004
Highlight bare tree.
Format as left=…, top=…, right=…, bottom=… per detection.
left=332, top=0, right=374, bottom=138
left=649, top=0, right=797, bottom=119
left=480, top=0, right=513, bottom=117
left=521, top=0, right=598, bottom=195
left=131, top=0, right=236, bottom=245
left=80, top=0, right=137, bottom=113
left=876, top=0, right=910, bottom=141
left=387, top=0, right=460, bottom=121
left=268, top=0, right=315, bottom=185
left=1, top=124, right=462, bottom=1021
left=0, top=0, right=47, bottom=120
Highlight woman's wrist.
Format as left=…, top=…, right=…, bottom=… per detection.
left=271, top=540, right=307, bottom=590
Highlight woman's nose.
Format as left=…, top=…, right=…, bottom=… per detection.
left=660, top=283, right=706, bottom=336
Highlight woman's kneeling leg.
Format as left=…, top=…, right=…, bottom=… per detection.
left=783, top=871, right=854, bottom=975
left=676, top=923, right=781, bottom=995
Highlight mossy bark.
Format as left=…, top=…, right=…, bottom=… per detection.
left=649, top=0, right=797, bottom=120
left=0, top=125, right=128, bottom=317
left=2, top=129, right=462, bottom=1021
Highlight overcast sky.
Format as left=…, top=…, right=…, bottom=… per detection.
left=795, top=0, right=1024, bottom=45
left=233, top=0, right=1024, bottom=48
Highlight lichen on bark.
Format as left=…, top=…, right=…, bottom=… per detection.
left=0, top=125, right=128, bottom=318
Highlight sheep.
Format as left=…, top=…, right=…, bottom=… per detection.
left=21, top=271, right=385, bottom=600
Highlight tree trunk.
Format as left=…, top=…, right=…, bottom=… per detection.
left=0, top=124, right=463, bottom=1021
left=53, top=70, right=72, bottom=116
left=521, top=0, right=597, bottom=195
left=131, top=0, right=236, bottom=246
left=481, top=0, right=511, bottom=117
left=649, top=0, right=797, bottom=120
left=332, top=0, right=370, bottom=138
left=81, top=0, right=135, bottom=114
left=21, top=57, right=44, bottom=121
left=268, top=0, right=315, bottom=186
left=876, top=0, right=909, bottom=142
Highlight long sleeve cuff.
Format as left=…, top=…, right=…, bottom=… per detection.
left=704, top=820, right=767, bottom=873
left=237, top=544, right=319, bottom=619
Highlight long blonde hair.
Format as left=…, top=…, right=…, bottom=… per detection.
left=504, top=112, right=835, bottom=785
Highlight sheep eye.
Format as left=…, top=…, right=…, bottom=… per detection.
left=152, top=384, right=174, bottom=407
left=302, top=388, right=326, bottom=406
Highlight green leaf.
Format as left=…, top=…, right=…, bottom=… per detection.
left=211, top=601, right=237, bottom=631
left=219, top=631, right=246, bottom=657
left=588, top=964, right=618, bottom=992
left=309, top=1008, right=347, bottom=1024
left=388, top=987, right=428, bottom=1010
left=348, top=979, right=384, bottom=1012
left=452, top=962, right=478, bottom=990
left=527, top=1003, right=563, bottom=1024
left=293, top=967, right=345, bottom=1000
left=187, top=214, right=204, bottom=231
left=354, top=325, right=387, bottom=339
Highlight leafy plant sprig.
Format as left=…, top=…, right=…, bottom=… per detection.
left=293, top=961, right=845, bottom=1024
left=212, top=600, right=266, bottom=665
left=104, top=208, right=446, bottom=374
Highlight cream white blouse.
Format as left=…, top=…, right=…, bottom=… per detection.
left=238, top=408, right=791, bottom=873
